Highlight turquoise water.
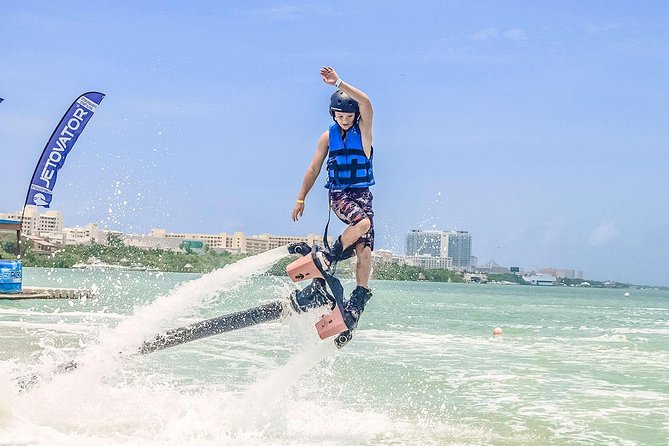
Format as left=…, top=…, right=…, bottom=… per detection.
left=1, top=252, right=668, bottom=445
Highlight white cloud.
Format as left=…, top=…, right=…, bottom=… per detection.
left=582, top=23, right=619, bottom=34
left=246, top=5, right=334, bottom=21
left=503, top=28, right=528, bottom=41
left=471, top=27, right=527, bottom=42
left=471, top=27, right=499, bottom=40
left=588, top=221, right=620, bottom=247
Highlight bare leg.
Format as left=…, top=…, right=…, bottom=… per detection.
left=355, top=243, right=372, bottom=288
left=339, top=218, right=371, bottom=250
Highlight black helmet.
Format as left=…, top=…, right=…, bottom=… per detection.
left=329, top=90, right=359, bottom=119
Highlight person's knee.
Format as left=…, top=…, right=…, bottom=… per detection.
left=353, top=218, right=371, bottom=233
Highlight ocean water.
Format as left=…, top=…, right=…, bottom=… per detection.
left=1, top=249, right=668, bottom=445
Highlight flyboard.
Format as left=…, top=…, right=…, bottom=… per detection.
left=19, top=242, right=353, bottom=389
left=139, top=242, right=354, bottom=354
left=140, top=241, right=354, bottom=353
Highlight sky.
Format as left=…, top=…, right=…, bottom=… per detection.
left=1, top=1, right=668, bottom=286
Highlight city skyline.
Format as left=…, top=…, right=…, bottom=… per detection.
left=4, top=205, right=592, bottom=282
left=1, top=2, right=668, bottom=286
left=405, top=229, right=473, bottom=269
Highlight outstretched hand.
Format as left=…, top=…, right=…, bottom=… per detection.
left=320, top=66, right=339, bottom=86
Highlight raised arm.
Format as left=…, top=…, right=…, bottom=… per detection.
left=320, top=66, right=373, bottom=155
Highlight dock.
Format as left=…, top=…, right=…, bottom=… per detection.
left=0, top=287, right=95, bottom=300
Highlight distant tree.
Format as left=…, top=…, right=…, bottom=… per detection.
left=266, top=256, right=294, bottom=276
left=372, top=262, right=425, bottom=281
left=107, top=233, right=124, bottom=247
left=425, top=268, right=463, bottom=283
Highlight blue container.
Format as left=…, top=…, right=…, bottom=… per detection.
left=0, top=260, right=22, bottom=294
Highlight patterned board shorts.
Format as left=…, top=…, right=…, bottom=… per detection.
left=329, top=188, right=374, bottom=250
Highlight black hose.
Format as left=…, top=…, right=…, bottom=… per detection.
left=139, top=300, right=286, bottom=354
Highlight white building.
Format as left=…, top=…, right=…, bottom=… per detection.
left=398, top=255, right=452, bottom=270
left=147, top=229, right=327, bottom=255
left=405, top=229, right=472, bottom=269
left=0, top=206, right=64, bottom=238
left=405, top=230, right=446, bottom=257
left=1, top=207, right=333, bottom=255
left=524, top=274, right=557, bottom=286
left=62, top=223, right=108, bottom=245
left=372, top=249, right=394, bottom=263
left=538, top=268, right=583, bottom=280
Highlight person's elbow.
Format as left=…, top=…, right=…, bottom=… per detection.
left=358, top=94, right=372, bottom=109
left=358, top=96, right=373, bottom=116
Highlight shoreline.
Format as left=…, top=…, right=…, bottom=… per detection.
left=15, top=264, right=667, bottom=291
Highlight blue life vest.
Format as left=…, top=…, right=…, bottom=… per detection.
left=325, top=123, right=375, bottom=190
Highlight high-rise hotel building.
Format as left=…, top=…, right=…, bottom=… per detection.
left=405, top=229, right=472, bottom=269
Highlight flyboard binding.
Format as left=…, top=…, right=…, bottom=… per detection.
left=284, top=241, right=354, bottom=348
left=19, top=242, right=355, bottom=390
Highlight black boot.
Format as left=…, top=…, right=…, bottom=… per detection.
left=343, top=285, right=372, bottom=330
left=321, top=237, right=355, bottom=269
left=290, top=279, right=331, bottom=312
left=288, top=241, right=311, bottom=256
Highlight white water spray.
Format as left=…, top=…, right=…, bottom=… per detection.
left=0, top=246, right=368, bottom=445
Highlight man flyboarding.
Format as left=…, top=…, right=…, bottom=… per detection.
left=291, top=66, right=375, bottom=332
left=17, top=72, right=379, bottom=389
